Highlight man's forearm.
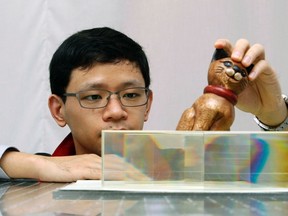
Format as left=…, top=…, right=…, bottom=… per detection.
left=0, top=151, right=41, bottom=179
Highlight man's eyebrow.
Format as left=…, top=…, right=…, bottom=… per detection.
left=79, top=83, right=104, bottom=90
left=79, top=80, right=145, bottom=91
left=121, top=80, right=145, bottom=87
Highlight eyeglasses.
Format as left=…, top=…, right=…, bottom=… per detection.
left=63, top=87, right=151, bottom=109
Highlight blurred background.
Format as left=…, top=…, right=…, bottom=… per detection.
left=1, top=0, right=287, bottom=153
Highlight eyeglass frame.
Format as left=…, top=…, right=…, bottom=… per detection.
left=62, top=87, right=151, bottom=109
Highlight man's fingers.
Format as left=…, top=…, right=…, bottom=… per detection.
left=231, top=38, right=250, bottom=62
left=242, top=43, right=265, bottom=67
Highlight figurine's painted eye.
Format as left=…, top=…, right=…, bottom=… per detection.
left=223, top=61, right=232, bottom=67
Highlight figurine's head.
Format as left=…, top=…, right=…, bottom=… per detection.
left=207, top=49, right=253, bottom=94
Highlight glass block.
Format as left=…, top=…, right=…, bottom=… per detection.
left=250, top=132, right=288, bottom=184
left=204, top=132, right=251, bottom=182
left=101, top=131, right=288, bottom=190
left=204, top=132, right=288, bottom=186
left=102, top=131, right=204, bottom=188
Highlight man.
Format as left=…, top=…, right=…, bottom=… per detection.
left=48, top=27, right=153, bottom=157
left=0, top=27, right=287, bottom=182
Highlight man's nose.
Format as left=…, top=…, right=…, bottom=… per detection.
left=102, top=95, right=128, bottom=121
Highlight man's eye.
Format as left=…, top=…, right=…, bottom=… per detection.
left=223, top=61, right=232, bottom=67
left=84, top=94, right=102, bottom=101
left=123, top=93, right=139, bottom=99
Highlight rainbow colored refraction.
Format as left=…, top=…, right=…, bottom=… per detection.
left=102, top=131, right=288, bottom=187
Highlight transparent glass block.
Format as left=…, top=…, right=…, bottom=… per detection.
left=102, top=131, right=204, bottom=189
left=101, top=131, right=288, bottom=190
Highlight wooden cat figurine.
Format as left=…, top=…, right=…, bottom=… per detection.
left=176, top=49, right=253, bottom=131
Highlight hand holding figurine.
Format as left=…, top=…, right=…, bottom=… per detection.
left=215, top=39, right=287, bottom=127
left=177, top=39, right=254, bottom=130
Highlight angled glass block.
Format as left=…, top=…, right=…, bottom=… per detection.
left=204, top=132, right=288, bottom=186
left=250, top=132, right=288, bottom=185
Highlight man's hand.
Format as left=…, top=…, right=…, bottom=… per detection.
left=102, top=154, right=151, bottom=181
left=0, top=151, right=150, bottom=182
left=0, top=151, right=102, bottom=182
left=214, top=39, right=287, bottom=127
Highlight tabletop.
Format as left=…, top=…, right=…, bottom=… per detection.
left=0, top=180, right=288, bottom=215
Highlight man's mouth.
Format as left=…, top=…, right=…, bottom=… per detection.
left=106, top=126, right=127, bottom=130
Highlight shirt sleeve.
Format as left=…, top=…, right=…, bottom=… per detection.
left=0, top=145, right=19, bottom=179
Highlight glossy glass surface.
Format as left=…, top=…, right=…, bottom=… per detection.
left=0, top=181, right=287, bottom=215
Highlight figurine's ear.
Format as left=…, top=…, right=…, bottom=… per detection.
left=246, top=64, right=254, bottom=74
left=211, top=49, right=229, bottom=62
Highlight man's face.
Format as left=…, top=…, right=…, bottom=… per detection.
left=52, top=61, right=152, bottom=155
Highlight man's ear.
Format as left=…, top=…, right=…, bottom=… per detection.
left=48, top=94, right=67, bottom=127
left=144, top=90, right=153, bottom=122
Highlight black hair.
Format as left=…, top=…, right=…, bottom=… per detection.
left=49, top=27, right=150, bottom=96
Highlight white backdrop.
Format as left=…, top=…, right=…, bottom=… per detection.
left=1, top=0, right=288, bottom=153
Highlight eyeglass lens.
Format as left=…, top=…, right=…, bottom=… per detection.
left=78, top=88, right=149, bottom=108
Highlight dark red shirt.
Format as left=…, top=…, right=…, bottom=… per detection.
left=52, top=133, right=76, bottom=156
